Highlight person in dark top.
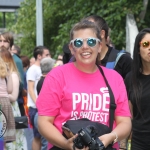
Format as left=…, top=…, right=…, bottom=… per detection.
left=101, top=46, right=132, bottom=79
left=62, top=43, right=72, bottom=64
left=83, top=15, right=132, bottom=79
left=82, top=15, right=132, bottom=149
left=124, top=28, right=150, bottom=150
left=37, top=76, right=45, bottom=95
left=37, top=57, right=55, bottom=94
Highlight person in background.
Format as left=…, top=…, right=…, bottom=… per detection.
left=0, top=47, right=15, bottom=150
left=35, top=57, right=55, bottom=150
left=20, top=56, right=30, bottom=91
left=83, top=15, right=133, bottom=149
left=124, top=28, right=150, bottom=150
left=54, top=54, right=63, bottom=67
left=36, top=20, right=131, bottom=150
left=1, top=49, right=27, bottom=150
left=30, top=57, right=36, bottom=66
left=11, top=44, right=21, bottom=56
left=27, top=46, right=50, bottom=150
left=0, top=32, right=25, bottom=116
left=83, top=15, right=132, bottom=79
left=37, top=57, right=55, bottom=94
left=20, top=55, right=34, bottom=150
left=62, top=43, right=72, bottom=64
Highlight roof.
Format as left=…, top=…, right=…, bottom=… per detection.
left=0, top=0, right=24, bottom=12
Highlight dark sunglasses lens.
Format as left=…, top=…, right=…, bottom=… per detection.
left=142, top=41, right=149, bottom=47
left=74, top=39, right=83, bottom=48
left=87, top=38, right=96, bottom=47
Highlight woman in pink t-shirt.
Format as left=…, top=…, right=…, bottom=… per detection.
left=36, top=20, right=131, bottom=150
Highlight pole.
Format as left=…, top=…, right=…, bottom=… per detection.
left=36, top=0, right=43, bottom=46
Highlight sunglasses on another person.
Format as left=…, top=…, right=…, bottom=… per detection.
left=70, top=38, right=100, bottom=48
left=140, top=41, right=150, bottom=48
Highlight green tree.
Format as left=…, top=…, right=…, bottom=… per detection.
left=11, top=0, right=149, bottom=58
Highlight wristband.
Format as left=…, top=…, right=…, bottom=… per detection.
left=111, top=131, right=118, bottom=144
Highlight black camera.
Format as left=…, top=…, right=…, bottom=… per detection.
left=73, top=125, right=105, bottom=150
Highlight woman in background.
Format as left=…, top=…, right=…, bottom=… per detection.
left=0, top=47, right=15, bottom=149
left=1, top=49, right=27, bottom=150
left=125, top=28, right=150, bottom=150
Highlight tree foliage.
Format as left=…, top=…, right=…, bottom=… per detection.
left=11, top=0, right=149, bottom=58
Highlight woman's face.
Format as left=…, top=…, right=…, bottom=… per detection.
left=69, top=28, right=101, bottom=67
left=139, top=33, right=150, bottom=64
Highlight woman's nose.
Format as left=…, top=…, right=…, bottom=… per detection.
left=82, top=40, right=88, bottom=49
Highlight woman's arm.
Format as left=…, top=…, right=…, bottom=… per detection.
left=99, top=116, right=131, bottom=148
left=119, top=100, right=133, bottom=150
left=38, top=116, right=77, bottom=150
left=8, top=73, right=19, bottom=102
left=6, top=74, right=13, bottom=94
left=129, top=101, right=133, bottom=118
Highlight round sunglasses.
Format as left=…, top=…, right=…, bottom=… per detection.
left=70, top=38, right=100, bottom=48
left=140, top=41, right=150, bottom=48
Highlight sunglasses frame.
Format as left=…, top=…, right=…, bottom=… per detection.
left=140, top=41, right=150, bottom=48
left=70, top=37, right=100, bottom=49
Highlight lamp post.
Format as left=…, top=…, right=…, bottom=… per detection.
left=36, top=0, right=43, bottom=46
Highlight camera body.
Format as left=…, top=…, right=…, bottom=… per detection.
left=73, top=125, right=105, bottom=150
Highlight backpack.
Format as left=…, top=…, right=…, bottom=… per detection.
left=106, top=49, right=125, bottom=69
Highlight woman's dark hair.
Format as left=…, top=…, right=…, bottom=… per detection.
left=132, top=28, right=150, bottom=114
left=82, top=15, right=109, bottom=40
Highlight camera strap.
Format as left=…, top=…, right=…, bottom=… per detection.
left=97, top=65, right=116, bottom=131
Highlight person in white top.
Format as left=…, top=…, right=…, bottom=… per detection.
left=27, top=45, right=51, bottom=150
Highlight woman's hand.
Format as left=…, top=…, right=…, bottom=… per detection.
left=66, top=134, right=89, bottom=150
left=99, top=133, right=115, bottom=148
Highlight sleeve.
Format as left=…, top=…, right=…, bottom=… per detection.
left=36, top=71, right=63, bottom=116
left=8, top=73, right=19, bottom=102
left=115, top=77, right=131, bottom=117
left=27, top=67, right=37, bottom=82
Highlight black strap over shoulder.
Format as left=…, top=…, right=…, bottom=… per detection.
left=97, top=65, right=116, bottom=131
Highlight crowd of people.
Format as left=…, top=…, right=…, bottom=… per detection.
left=0, top=14, right=150, bottom=150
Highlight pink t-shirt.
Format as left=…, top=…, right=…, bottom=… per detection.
left=36, top=63, right=131, bottom=149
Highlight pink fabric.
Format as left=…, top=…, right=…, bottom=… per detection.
left=0, top=78, right=8, bottom=98
left=36, top=63, right=131, bottom=150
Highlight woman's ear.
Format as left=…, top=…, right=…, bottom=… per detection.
left=100, top=30, right=105, bottom=39
left=98, top=42, right=102, bottom=53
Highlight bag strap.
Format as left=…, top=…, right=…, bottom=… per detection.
left=114, top=50, right=125, bottom=68
left=97, top=65, right=116, bottom=131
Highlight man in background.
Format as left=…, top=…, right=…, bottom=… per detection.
left=27, top=45, right=50, bottom=150
left=11, top=44, right=21, bottom=56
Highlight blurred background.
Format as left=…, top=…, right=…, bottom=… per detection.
left=0, top=0, right=149, bottom=58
